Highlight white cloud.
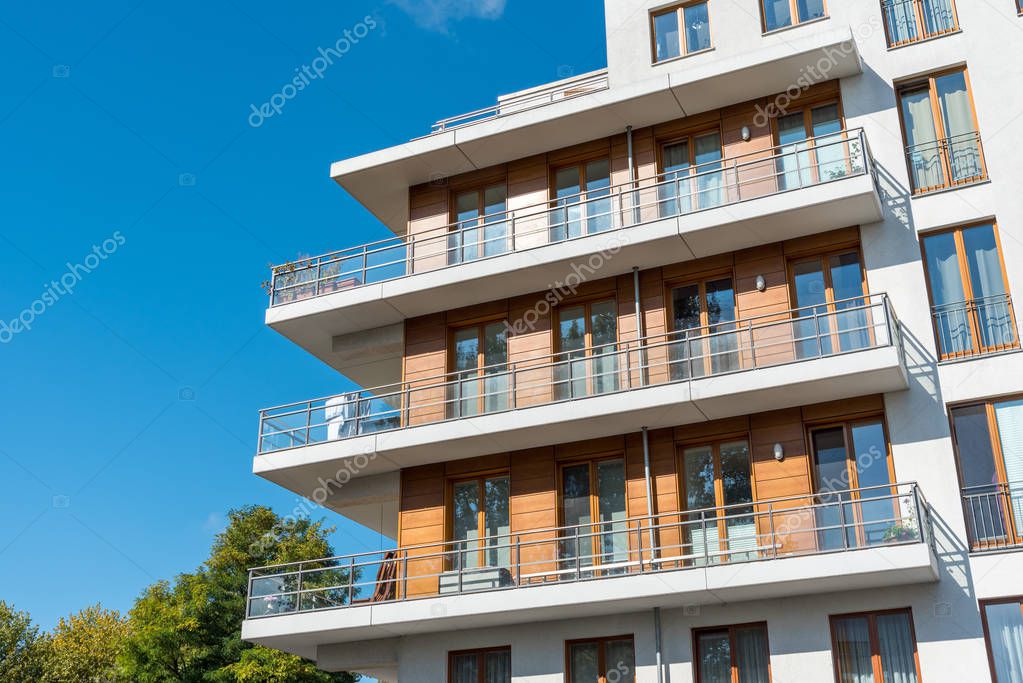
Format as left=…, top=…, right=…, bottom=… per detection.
left=388, top=0, right=507, bottom=32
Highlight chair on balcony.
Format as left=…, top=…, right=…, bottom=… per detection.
left=352, top=550, right=398, bottom=604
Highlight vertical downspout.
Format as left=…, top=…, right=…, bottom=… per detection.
left=642, top=426, right=656, bottom=555
left=654, top=606, right=666, bottom=683
left=633, top=266, right=645, bottom=387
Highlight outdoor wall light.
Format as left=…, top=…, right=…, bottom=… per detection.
left=741, top=125, right=752, bottom=142
left=774, top=443, right=785, bottom=461
left=756, top=275, right=767, bottom=292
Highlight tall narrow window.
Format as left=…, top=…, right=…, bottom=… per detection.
left=881, top=0, right=958, bottom=47
left=450, top=322, right=509, bottom=417
left=556, top=298, right=619, bottom=399
left=552, top=159, right=612, bottom=241
left=659, top=130, right=724, bottom=217
left=981, top=598, right=1023, bottom=683
left=449, top=184, right=509, bottom=264
left=831, top=610, right=921, bottom=683
left=789, top=249, right=870, bottom=360
left=451, top=475, right=511, bottom=570
left=921, top=223, right=1017, bottom=360
left=560, top=459, right=628, bottom=573
left=449, top=647, right=512, bottom=683
left=651, top=2, right=712, bottom=63
left=810, top=419, right=898, bottom=551
left=760, top=0, right=826, bottom=32
left=695, top=623, right=771, bottom=683
left=898, top=68, right=985, bottom=193
left=681, top=440, right=755, bottom=564
left=668, top=275, right=738, bottom=379
left=951, top=398, right=1023, bottom=551
left=567, top=636, right=635, bottom=683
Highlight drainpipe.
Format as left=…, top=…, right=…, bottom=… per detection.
left=633, top=266, right=645, bottom=387
left=642, top=426, right=657, bottom=556
left=626, top=125, right=639, bottom=225
left=654, top=606, right=666, bottom=683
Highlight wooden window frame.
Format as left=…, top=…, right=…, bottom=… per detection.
left=448, top=472, right=512, bottom=569
left=895, top=66, right=987, bottom=194
left=565, top=634, right=635, bottom=683
left=829, top=608, right=922, bottom=683
left=656, top=127, right=724, bottom=212
left=555, top=296, right=621, bottom=398
left=919, top=221, right=1018, bottom=361
left=759, top=0, right=829, bottom=33
left=692, top=622, right=773, bottom=683
left=649, top=1, right=713, bottom=65
left=448, top=319, right=509, bottom=416
left=676, top=437, right=756, bottom=561
left=948, top=396, right=1023, bottom=551
left=557, top=456, right=629, bottom=571
left=770, top=98, right=851, bottom=187
left=548, top=157, right=614, bottom=241
left=448, top=182, right=509, bottom=262
left=448, top=646, right=512, bottom=683
left=881, top=0, right=960, bottom=48
left=786, top=246, right=872, bottom=355
left=664, top=271, right=739, bottom=377
left=979, top=597, right=1023, bottom=683
left=807, top=416, right=898, bottom=547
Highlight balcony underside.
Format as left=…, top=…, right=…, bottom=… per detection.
left=269, top=171, right=882, bottom=387
left=331, top=26, right=863, bottom=235
left=255, top=345, right=908, bottom=515
left=242, top=543, right=937, bottom=665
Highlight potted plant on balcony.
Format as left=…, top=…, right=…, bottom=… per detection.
left=882, top=523, right=920, bottom=543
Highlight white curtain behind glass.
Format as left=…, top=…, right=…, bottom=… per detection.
left=902, top=90, right=943, bottom=190
left=986, top=603, right=1023, bottom=683
left=884, top=0, right=918, bottom=43
left=924, top=0, right=956, bottom=33
left=995, top=400, right=1023, bottom=537
left=925, top=233, right=970, bottom=354
left=937, top=74, right=980, bottom=180
left=877, top=614, right=919, bottom=683
left=834, top=617, right=875, bottom=683
left=735, top=627, right=771, bottom=683
left=964, top=225, right=1011, bottom=348
left=485, top=651, right=512, bottom=683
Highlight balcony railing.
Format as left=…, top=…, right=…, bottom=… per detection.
left=268, top=129, right=874, bottom=307
left=962, top=482, right=1023, bottom=552
left=933, top=294, right=1019, bottom=361
left=881, top=0, right=958, bottom=47
left=258, top=294, right=899, bottom=454
left=429, top=71, right=610, bottom=135
left=245, top=483, right=931, bottom=619
left=905, top=130, right=985, bottom=194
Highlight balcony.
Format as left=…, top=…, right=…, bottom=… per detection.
left=241, top=483, right=938, bottom=652
left=268, top=129, right=882, bottom=374
left=906, top=131, right=986, bottom=195
left=932, top=294, right=1019, bottom=361
left=255, top=295, right=908, bottom=490
left=881, top=0, right=958, bottom=48
left=962, top=482, right=1023, bottom=553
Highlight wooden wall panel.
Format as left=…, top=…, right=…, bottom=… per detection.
left=398, top=464, right=445, bottom=597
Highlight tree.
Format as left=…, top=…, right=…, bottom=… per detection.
left=41, top=604, right=129, bottom=682
left=0, top=601, right=46, bottom=682
left=119, top=506, right=357, bottom=682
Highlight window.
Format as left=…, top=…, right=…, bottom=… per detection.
left=760, top=0, right=826, bottom=32
left=451, top=475, right=511, bottom=569
left=449, top=647, right=512, bottom=683
left=680, top=440, right=756, bottom=564
left=881, top=0, right=958, bottom=47
left=450, top=184, right=509, bottom=264
left=651, top=2, right=712, bottom=63
left=830, top=609, right=921, bottom=683
left=556, top=298, right=619, bottom=399
left=450, top=322, right=509, bottom=417
left=951, top=398, right=1023, bottom=551
left=898, top=67, right=986, bottom=193
left=773, top=102, right=852, bottom=190
left=658, top=130, right=724, bottom=217
left=980, top=598, right=1023, bottom=683
left=560, top=459, right=628, bottom=572
left=921, top=222, right=1017, bottom=360
left=810, top=419, right=898, bottom=551
left=567, top=635, right=635, bottom=683
left=788, top=248, right=870, bottom=360
left=667, top=275, right=738, bottom=379
left=552, top=159, right=612, bottom=241
left=694, top=623, right=772, bottom=683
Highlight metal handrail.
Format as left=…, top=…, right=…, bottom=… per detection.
left=268, top=129, right=872, bottom=307
left=961, top=481, right=1023, bottom=553
left=245, top=483, right=927, bottom=619
left=258, top=294, right=899, bottom=454
left=931, top=293, right=1018, bottom=359
left=881, top=0, right=958, bottom=46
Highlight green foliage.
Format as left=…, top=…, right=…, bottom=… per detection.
left=40, top=604, right=130, bottom=682
left=0, top=601, right=45, bottom=682
left=212, top=646, right=346, bottom=683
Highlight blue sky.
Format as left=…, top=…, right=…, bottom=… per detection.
left=0, top=0, right=607, bottom=633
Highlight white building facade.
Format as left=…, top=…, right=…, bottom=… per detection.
left=243, top=1, right=1023, bottom=681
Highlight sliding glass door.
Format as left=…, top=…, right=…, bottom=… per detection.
left=658, top=131, right=723, bottom=218
left=449, top=184, right=509, bottom=264
left=551, top=159, right=612, bottom=242
left=556, top=299, right=619, bottom=400
left=560, top=459, right=628, bottom=574
left=451, top=475, right=511, bottom=570
left=681, top=440, right=756, bottom=565
left=775, top=103, right=845, bottom=191
left=668, top=277, right=739, bottom=380
left=450, top=322, right=509, bottom=417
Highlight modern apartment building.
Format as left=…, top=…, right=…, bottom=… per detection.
left=242, top=1, right=1023, bottom=681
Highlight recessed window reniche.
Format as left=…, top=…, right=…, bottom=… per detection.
left=651, top=2, right=712, bottom=63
